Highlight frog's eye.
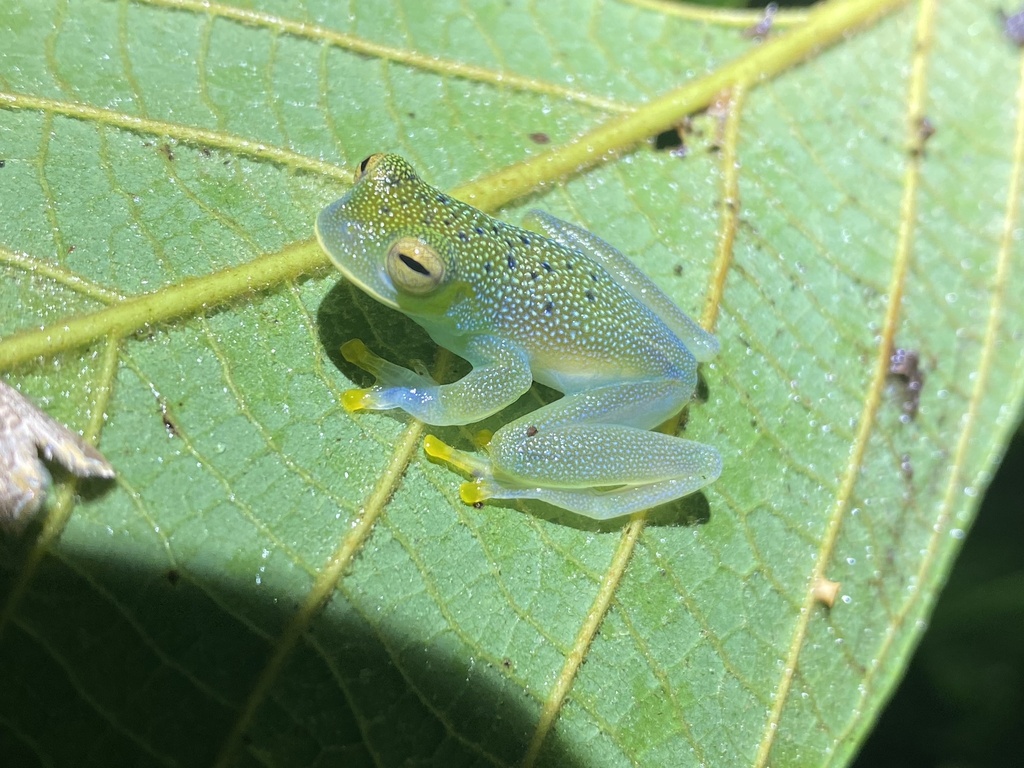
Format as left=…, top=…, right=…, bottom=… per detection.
left=386, top=237, right=446, bottom=295
left=355, top=153, right=385, bottom=182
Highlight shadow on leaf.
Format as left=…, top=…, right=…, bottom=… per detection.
left=0, top=541, right=590, bottom=767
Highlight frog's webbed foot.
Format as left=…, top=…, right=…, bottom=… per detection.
left=340, top=339, right=440, bottom=414
left=339, top=335, right=533, bottom=426
left=423, top=434, right=492, bottom=502
left=423, top=434, right=516, bottom=508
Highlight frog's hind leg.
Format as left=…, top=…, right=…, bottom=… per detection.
left=481, top=420, right=720, bottom=506
left=520, top=379, right=694, bottom=433
left=430, top=379, right=721, bottom=520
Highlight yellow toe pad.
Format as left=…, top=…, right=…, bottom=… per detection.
left=342, top=388, right=374, bottom=412
left=459, top=481, right=492, bottom=506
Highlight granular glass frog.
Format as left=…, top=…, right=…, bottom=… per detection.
left=316, top=154, right=721, bottom=520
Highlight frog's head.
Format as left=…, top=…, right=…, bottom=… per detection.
left=316, top=154, right=467, bottom=318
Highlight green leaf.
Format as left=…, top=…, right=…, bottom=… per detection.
left=1, top=0, right=1021, bottom=765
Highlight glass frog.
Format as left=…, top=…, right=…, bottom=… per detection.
left=316, top=154, right=721, bottom=520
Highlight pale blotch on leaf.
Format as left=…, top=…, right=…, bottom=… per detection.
left=0, top=380, right=114, bottom=528
left=812, top=577, right=841, bottom=608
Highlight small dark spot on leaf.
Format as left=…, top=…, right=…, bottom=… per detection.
left=507, top=253, right=517, bottom=270
left=743, top=2, right=778, bottom=39
left=525, top=425, right=538, bottom=437
left=519, top=234, right=531, bottom=246
left=0, top=159, right=6, bottom=168
left=918, top=116, right=936, bottom=142
left=543, top=301, right=554, bottom=315
left=1003, top=7, right=1024, bottom=45
left=673, top=264, right=683, bottom=276
left=900, top=453, right=914, bottom=481
left=530, top=270, right=539, bottom=280
left=528, top=132, right=550, bottom=144
left=483, top=262, right=492, bottom=273
left=159, top=402, right=180, bottom=438
left=457, top=230, right=469, bottom=242
left=166, top=569, right=181, bottom=586
left=888, top=346, right=925, bottom=420
left=654, top=128, right=683, bottom=151
left=541, top=261, right=553, bottom=272
left=473, top=501, right=484, bottom=509
left=162, top=415, right=178, bottom=437
left=585, top=289, right=596, bottom=302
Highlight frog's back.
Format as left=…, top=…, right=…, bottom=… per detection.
left=445, top=208, right=698, bottom=395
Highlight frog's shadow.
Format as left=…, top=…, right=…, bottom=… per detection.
left=316, top=279, right=712, bottom=532
left=317, top=278, right=450, bottom=380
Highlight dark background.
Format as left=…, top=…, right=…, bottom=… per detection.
left=855, top=427, right=1024, bottom=767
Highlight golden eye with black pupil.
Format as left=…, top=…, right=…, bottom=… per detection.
left=355, top=153, right=384, bottom=182
left=386, top=237, right=445, bottom=295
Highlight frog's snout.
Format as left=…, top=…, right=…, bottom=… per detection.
left=316, top=199, right=360, bottom=255
left=316, top=198, right=402, bottom=308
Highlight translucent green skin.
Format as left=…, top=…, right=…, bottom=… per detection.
left=316, top=154, right=721, bottom=519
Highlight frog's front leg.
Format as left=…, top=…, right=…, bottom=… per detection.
left=342, top=334, right=533, bottom=426
left=425, top=379, right=721, bottom=520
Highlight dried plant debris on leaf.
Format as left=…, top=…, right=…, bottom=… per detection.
left=0, top=380, right=114, bottom=528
